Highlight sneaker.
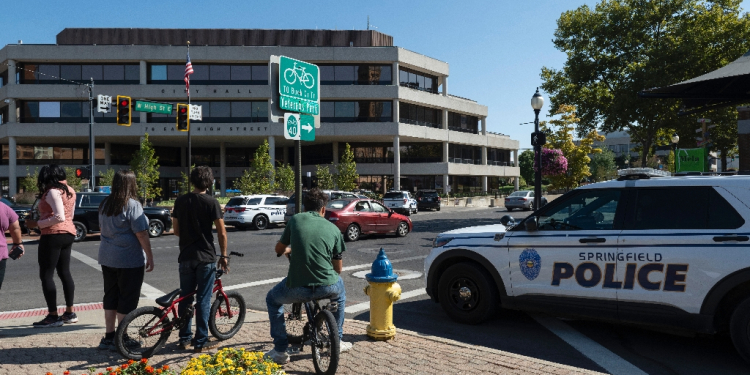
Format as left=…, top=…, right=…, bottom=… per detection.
left=193, top=340, right=220, bottom=353
left=33, top=314, right=63, bottom=328
left=177, top=340, right=193, bottom=350
left=123, top=335, right=142, bottom=349
left=265, top=348, right=290, bottom=365
left=98, top=337, right=116, bottom=351
left=339, top=341, right=353, bottom=353
left=61, top=312, right=78, bottom=324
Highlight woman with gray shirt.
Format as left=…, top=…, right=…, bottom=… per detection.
left=96, top=170, right=154, bottom=350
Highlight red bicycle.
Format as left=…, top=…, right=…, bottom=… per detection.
left=115, top=252, right=246, bottom=359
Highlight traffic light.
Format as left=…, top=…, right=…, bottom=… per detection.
left=176, top=103, right=189, bottom=132
left=116, top=95, right=131, bottom=126
left=75, top=167, right=91, bottom=180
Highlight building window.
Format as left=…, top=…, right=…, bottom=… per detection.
left=318, top=64, right=391, bottom=85
left=487, top=148, right=512, bottom=166
left=448, top=112, right=478, bottom=134
left=320, top=101, right=392, bottom=122
left=342, top=142, right=442, bottom=164
left=299, top=144, right=333, bottom=165
left=2, top=144, right=104, bottom=165
left=449, top=175, right=482, bottom=193
left=148, top=64, right=268, bottom=85
left=399, top=102, right=441, bottom=128
left=148, top=101, right=268, bottom=123
left=19, top=101, right=132, bottom=123
left=448, top=144, right=482, bottom=165
left=18, top=64, right=139, bottom=84
left=399, top=68, right=438, bottom=93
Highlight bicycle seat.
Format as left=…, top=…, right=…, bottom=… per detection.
left=155, top=288, right=181, bottom=307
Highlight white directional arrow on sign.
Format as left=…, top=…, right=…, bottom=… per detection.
left=302, top=124, right=313, bottom=132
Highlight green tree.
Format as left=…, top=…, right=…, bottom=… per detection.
left=177, top=164, right=195, bottom=195
left=589, top=148, right=617, bottom=182
left=20, top=167, right=38, bottom=193
left=130, top=133, right=161, bottom=201
left=98, top=168, right=116, bottom=186
left=315, top=165, right=335, bottom=190
left=541, top=0, right=750, bottom=167
left=335, top=143, right=359, bottom=191
left=234, top=140, right=274, bottom=195
left=63, top=167, right=83, bottom=192
left=275, top=163, right=295, bottom=194
left=540, top=104, right=605, bottom=190
left=519, top=150, right=535, bottom=185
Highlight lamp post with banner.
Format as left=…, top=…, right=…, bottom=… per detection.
left=530, top=88, right=545, bottom=211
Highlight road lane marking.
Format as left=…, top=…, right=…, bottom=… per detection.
left=531, top=314, right=647, bottom=375
left=70, top=250, right=164, bottom=300
left=345, top=288, right=427, bottom=314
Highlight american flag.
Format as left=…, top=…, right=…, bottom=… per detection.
left=185, top=51, right=194, bottom=95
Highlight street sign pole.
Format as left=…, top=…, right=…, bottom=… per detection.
left=295, top=139, right=302, bottom=214
left=88, top=78, right=95, bottom=191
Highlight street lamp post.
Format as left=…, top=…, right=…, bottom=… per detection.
left=531, top=88, right=544, bottom=211
left=671, top=133, right=680, bottom=173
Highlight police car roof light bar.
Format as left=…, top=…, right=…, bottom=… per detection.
left=616, top=168, right=671, bottom=181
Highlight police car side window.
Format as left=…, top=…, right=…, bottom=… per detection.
left=537, top=189, right=621, bottom=231
left=632, top=187, right=708, bottom=230
left=708, top=188, right=744, bottom=229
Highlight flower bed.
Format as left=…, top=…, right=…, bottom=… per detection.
left=45, top=359, right=176, bottom=375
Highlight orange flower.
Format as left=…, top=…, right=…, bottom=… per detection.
left=64, top=371, right=70, bottom=375
left=46, top=373, right=53, bottom=375
left=106, top=368, right=113, bottom=372
left=128, top=359, right=135, bottom=365
left=141, top=358, right=148, bottom=364
left=121, top=364, right=128, bottom=369
left=156, top=370, right=162, bottom=375
left=162, top=365, right=169, bottom=370
left=145, top=366, right=154, bottom=374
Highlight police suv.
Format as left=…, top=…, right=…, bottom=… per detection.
left=222, top=194, right=288, bottom=230
left=425, top=169, right=750, bottom=362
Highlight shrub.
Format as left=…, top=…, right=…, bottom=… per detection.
left=13, top=192, right=36, bottom=204
left=182, top=347, right=284, bottom=375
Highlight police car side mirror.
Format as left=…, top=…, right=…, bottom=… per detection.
left=525, top=216, right=538, bottom=232
left=500, top=215, right=515, bottom=227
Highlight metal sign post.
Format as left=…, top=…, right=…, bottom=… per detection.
left=88, top=78, right=95, bottom=191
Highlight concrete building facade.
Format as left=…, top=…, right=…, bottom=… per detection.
left=0, top=29, right=519, bottom=198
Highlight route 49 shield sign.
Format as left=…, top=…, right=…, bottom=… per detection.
left=284, top=113, right=300, bottom=140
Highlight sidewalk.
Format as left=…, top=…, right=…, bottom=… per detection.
left=0, top=303, right=604, bottom=375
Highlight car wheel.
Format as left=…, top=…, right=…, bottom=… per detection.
left=345, top=224, right=360, bottom=242
left=437, top=206, right=441, bottom=211
left=438, top=262, right=499, bottom=325
left=730, top=296, right=750, bottom=364
left=73, top=221, right=87, bottom=242
left=148, top=219, right=164, bottom=238
left=507, top=207, right=513, bottom=212
left=396, top=222, right=409, bottom=237
left=404, top=209, right=411, bottom=216
left=253, top=215, right=269, bottom=230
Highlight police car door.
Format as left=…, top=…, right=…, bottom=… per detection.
left=507, top=188, right=623, bottom=319
left=616, top=186, right=749, bottom=322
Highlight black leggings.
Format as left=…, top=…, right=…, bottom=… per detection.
left=38, top=233, right=75, bottom=313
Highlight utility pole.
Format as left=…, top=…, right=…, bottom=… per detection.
left=88, top=78, right=95, bottom=191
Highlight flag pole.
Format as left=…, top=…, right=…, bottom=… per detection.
left=187, top=41, right=192, bottom=181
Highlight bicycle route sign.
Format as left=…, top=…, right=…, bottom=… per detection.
left=284, top=113, right=315, bottom=141
left=279, top=56, right=319, bottom=115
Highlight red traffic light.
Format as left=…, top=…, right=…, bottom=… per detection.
left=75, top=168, right=83, bottom=178
left=120, top=100, right=129, bottom=107
left=180, top=108, right=187, bottom=113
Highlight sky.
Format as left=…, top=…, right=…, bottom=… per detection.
left=2, top=0, right=748, bottom=150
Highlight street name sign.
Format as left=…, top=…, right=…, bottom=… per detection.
left=284, top=113, right=300, bottom=140
left=300, top=114, right=315, bottom=141
left=97, top=95, right=112, bottom=113
left=279, top=56, right=320, bottom=115
left=135, top=101, right=173, bottom=115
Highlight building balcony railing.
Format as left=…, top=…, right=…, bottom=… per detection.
left=448, top=126, right=479, bottom=135
left=399, top=118, right=441, bottom=128
left=399, top=82, right=439, bottom=94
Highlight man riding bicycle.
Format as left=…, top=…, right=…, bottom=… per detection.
left=265, top=188, right=351, bottom=365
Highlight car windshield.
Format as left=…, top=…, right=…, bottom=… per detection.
left=245, top=198, right=262, bottom=205
left=226, top=197, right=245, bottom=206
left=326, top=200, right=349, bottom=210
left=510, top=191, right=529, bottom=197
left=0, top=198, right=14, bottom=207
left=420, top=191, right=438, bottom=197
left=384, top=192, right=404, bottom=199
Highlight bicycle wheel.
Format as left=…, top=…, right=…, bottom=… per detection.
left=284, top=302, right=307, bottom=344
left=283, top=68, right=297, bottom=85
left=311, top=310, right=340, bottom=375
left=115, top=306, right=171, bottom=360
left=302, top=73, right=315, bottom=89
left=209, top=291, right=247, bottom=340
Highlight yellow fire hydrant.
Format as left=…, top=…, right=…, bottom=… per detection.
left=363, top=248, right=402, bottom=340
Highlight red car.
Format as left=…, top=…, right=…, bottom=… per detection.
left=325, top=198, right=413, bottom=242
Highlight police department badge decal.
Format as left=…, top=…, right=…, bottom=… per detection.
left=519, top=249, right=541, bottom=280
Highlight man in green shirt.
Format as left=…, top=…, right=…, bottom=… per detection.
left=265, top=189, right=350, bottom=365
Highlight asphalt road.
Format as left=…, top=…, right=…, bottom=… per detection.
left=2, top=207, right=748, bottom=375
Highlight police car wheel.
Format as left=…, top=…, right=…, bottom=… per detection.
left=438, top=262, right=498, bottom=325
left=253, top=215, right=268, bottom=230
left=729, top=296, right=750, bottom=364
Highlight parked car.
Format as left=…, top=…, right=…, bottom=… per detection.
left=324, top=198, right=412, bottom=242
left=383, top=191, right=418, bottom=215
left=504, top=190, right=547, bottom=211
left=1, top=198, right=33, bottom=234
left=65, top=192, right=173, bottom=242
left=416, top=190, right=441, bottom=211
left=284, top=190, right=359, bottom=223
left=223, top=194, right=288, bottom=230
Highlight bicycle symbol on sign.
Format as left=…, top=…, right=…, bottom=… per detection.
left=287, top=116, right=299, bottom=137
left=284, top=62, right=315, bottom=89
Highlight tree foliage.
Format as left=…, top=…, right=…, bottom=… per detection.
left=335, top=143, right=359, bottom=191
left=98, top=168, right=116, bottom=186
left=235, top=140, right=274, bottom=195
left=519, top=150, right=535, bottom=185
left=177, top=164, right=195, bottom=195
left=20, top=167, right=38, bottom=193
left=315, top=165, right=335, bottom=190
left=130, top=133, right=161, bottom=200
left=541, top=104, right=605, bottom=190
left=589, top=148, right=618, bottom=182
left=541, top=0, right=750, bottom=167
left=275, top=163, right=295, bottom=194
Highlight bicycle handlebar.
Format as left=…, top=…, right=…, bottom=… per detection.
left=229, top=251, right=244, bottom=257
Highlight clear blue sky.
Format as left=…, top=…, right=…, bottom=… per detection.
left=2, top=0, right=748, bottom=150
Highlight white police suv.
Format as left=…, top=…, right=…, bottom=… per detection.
left=223, top=194, right=288, bottom=230
left=425, top=169, right=750, bottom=363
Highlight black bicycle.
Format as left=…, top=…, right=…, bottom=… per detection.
left=284, top=299, right=340, bottom=375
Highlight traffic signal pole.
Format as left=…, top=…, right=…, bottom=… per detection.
left=88, top=78, right=95, bottom=191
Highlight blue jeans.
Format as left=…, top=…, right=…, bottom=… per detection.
left=266, top=276, right=346, bottom=352
left=178, top=260, right=216, bottom=347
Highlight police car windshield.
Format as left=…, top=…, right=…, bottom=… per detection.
left=537, top=190, right=621, bottom=231
left=245, top=198, right=262, bottom=205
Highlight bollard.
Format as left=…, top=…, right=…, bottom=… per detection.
left=363, top=248, right=402, bottom=340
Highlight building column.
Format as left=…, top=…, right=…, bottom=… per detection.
left=140, top=61, right=147, bottom=84
left=393, top=98, right=399, bottom=123
left=8, top=99, right=16, bottom=123
left=514, top=177, right=520, bottom=192
left=283, top=146, right=289, bottom=165
left=482, top=176, right=488, bottom=193
left=481, top=117, right=487, bottom=135
left=392, top=62, right=399, bottom=86
left=442, top=76, right=448, bottom=97
left=442, top=141, right=449, bottom=163
left=220, top=142, right=226, bottom=197
left=181, top=147, right=186, bottom=168
left=104, top=142, right=111, bottom=165
left=443, top=174, right=449, bottom=195
left=513, top=149, right=518, bottom=168
left=8, top=136, right=16, bottom=197
left=393, top=135, right=401, bottom=191
left=7, top=60, right=16, bottom=85
left=481, top=146, right=487, bottom=165
left=268, top=136, right=275, bottom=187
left=332, top=142, right=339, bottom=165
left=442, top=109, right=449, bottom=130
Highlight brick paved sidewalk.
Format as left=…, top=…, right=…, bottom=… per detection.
left=0, top=311, right=603, bottom=375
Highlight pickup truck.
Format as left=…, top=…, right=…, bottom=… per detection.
left=34, top=192, right=173, bottom=242
left=383, top=191, right=418, bottom=216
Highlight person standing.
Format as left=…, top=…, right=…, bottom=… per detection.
left=0, top=201, right=24, bottom=291
left=171, top=166, right=228, bottom=353
left=25, top=165, right=77, bottom=328
left=95, top=170, right=155, bottom=350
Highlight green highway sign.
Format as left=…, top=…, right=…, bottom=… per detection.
left=135, top=101, right=173, bottom=114
left=279, top=56, right=319, bottom=115
left=284, top=113, right=300, bottom=140
left=300, top=114, right=315, bottom=141
left=676, top=148, right=705, bottom=172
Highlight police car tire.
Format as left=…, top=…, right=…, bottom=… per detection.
left=438, top=262, right=499, bottom=325
left=729, top=296, right=750, bottom=364
left=253, top=215, right=268, bottom=230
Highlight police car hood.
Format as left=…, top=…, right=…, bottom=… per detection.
left=441, top=223, right=507, bottom=236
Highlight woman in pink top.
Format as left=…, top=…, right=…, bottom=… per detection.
left=25, top=165, right=78, bottom=328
